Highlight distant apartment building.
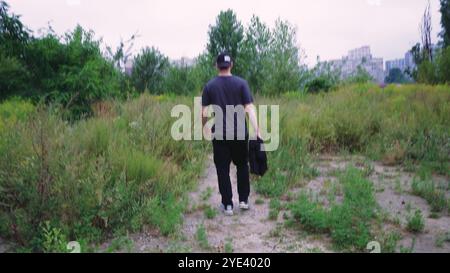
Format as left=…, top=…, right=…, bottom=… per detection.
left=329, top=46, right=385, bottom=83
left=385, top=51, right=416, bottom=73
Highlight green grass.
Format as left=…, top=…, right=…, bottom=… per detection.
left=224, top=238, right=233, bottom=253
left=195, top=223, right=210, bottom=250
left=0, top=98, right=35, bottom=133
left=435, top=232, right=450, bottom=248
left=268, top=199, right=282, bottom=221
left=268, top=224, right=283, bottom=238
left=279, top=84, right=450, bottom=175
left=406, top=210, right=425, bottom=233
left=1, top=83, right=449, bottom=252
left=105, top=235, right=134, bottom=253
left=376, top=231, right=402, bottom=253
left=411, top=175, right=448, bottom=213
left=200, top=187, right=213, bottom=202
left=254, top=138, right=317, bottom=197
left=204, top=205, right=217, bottom=219
left=394, top=179, right=403, bottom=195
left=255, top=198, right=264, bottom=205
left=0, top=95, right=208, bottom=252
left=290, top=167, right=377, bottom=251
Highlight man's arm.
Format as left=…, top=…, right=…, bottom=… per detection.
left=201, top=106, right=209, bottom=127
left=201, top=84, right=211, bottom=137
left=245, top=103, right=261, bottom=139
left=201, top=106, right=211, bottom=138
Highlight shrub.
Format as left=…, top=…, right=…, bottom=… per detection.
left=0, top=54, right=30, bottom=99
left=305, top=76, right=335, bottom=93
left=23, top=26, right=121, bottom=118
left=131, top=47, right=169, bottom=93
left=0, top=94, right=207, bottom=252
left=415, top=46, right=450, bottom=84
left=164, top=64, right=197, bottom=95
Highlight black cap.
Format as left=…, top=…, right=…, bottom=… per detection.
left=216, top=52, right=233, bottom=69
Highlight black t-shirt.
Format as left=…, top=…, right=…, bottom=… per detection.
left=202, top=75, right=253, bottom=140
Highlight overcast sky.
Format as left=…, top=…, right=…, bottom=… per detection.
left=8, top=0, right=442, bottom=66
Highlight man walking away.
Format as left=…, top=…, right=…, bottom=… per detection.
left=201, top=52, right=261, bottom=216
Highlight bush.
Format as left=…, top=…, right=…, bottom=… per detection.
left=345, top=66, right=373, bottom=84
left=0, top=54, right=30, bottom=99
left=25, top=27, right=121, bottom=118
left=415, top=46, right=450, bottom=84
left=164, top=64, right=197, bottom=95
left=305, top=76, right=335, bottom=93
left=385, top=68, right=411, bottom=84
left=131, top=47, right=169, bottom=93
left=0, top=94, right=207, bottom=252
left=436, top=46, right=450, bottom=83
left=1, top=2, right=122, bottom=118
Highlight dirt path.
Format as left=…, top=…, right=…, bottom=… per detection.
left=129, top=155, right=328, bottom=253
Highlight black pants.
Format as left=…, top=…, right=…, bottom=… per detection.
left=212, top=140, right=250, bottom=207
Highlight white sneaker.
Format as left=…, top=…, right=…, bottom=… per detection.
left=220, top=204, right=234, bottom=216
left=239, top=201, right=250, bottom=210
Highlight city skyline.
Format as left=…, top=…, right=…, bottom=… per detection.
left=7, top=0, right=443, bottom=67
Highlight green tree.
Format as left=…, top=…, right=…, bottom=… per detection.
left=241, top=15, right=272, bottom=93
left=0, top=0, right=31, bottom=98
left=440, top=0, right=450, bottom=47
left=264, top=19, right=302, bottom=94
left=0, top=1, right=30, bottom=58
left=306, top=59, right=341, bottom=93
left=385, top=68, right=409, bottom=84
left=1, top=14, right=121, bottom=116
left=21, top=25, right=121, bottom=118
left=346, top=66, right=373, bottom=84
left=206, top=9, right=245, bottom=76
left=435, top=46, right=450, bottom=83
left=105, top=33, right=137, bottom=72
left=164, top=62, right=196, bottom=95
left=131, top=47, right=169, bottom=93
left=0, top=53, right=29, bottom=99
left=190, top=52, right=216, bottom=92
left=416, top=60, right=437, bottom=84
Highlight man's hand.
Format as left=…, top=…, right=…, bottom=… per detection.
left=256, top=129, right=262, bottom=140
left=203, top=125, right=212, bottom=139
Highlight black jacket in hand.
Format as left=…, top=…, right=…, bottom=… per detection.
left=249, top=138, right=268, bottom=176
